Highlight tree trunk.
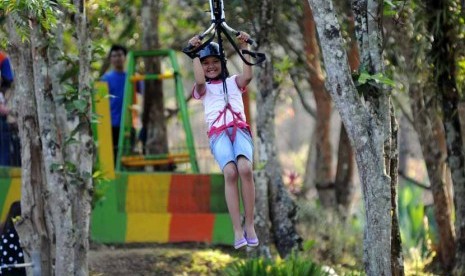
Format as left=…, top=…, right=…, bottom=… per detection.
left=250, top=171, right=272, bottom=259
left=73, top=1, right=94, bottom=275
left=302, top=2, right=335, bottom=207
left=6, top=18, right=54, bottom=276
left=308, top=0, right=394, bottom=274
left=424, top=1, right=465, bottom=273
left=249, top=0, right=302, bottom=258
left=30, top=18, right=75, bottom=275
left=442, top=90, right=465, bottom=275
left=141, top=0, right=169, bottom=162
left=302, top=127, right=317, bottom=198
left=255, top=42, right=302, bottom=257
left=7, top=3, right=94, bottom=274
left=389, top=103, right=404, bottom=276
left=409, top=84, right=455, bottom=270
left=334, top=125, right=355, bottom=214
left=334, top=12, right=358, bottom=214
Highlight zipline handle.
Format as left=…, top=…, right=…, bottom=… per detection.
left=182, top=31, right=216, bottom=58
left=183, top=0, right=265, bottom=65
left=221, top=22, right=257, bottom=48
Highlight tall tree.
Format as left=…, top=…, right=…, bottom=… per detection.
left=308, top=0, right=402, bottom=274
left=302, top=1, right=335, bottom=207
left=5, top=1, right=93, bottom=274
left=381, top=1, right=457, bottom=270
left=409, top=83, right=456, bottom=270
left=141, top=0, right=169, bottom=161
left=301, top=0, right=357, bottom=212
left=423, top=0, right=465, bottom=273
left=334, top=9, right=358, bottom=216
left=6, top=16, right=53, bottom=276
left=72, top=1, right=94, bottom=274
left=245, top=0, right=302, bottom=257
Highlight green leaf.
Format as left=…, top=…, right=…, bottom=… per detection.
left=303, top=239, right=316, bottom=251
left=92, top=170, right=103, bottom=179
left=50, top=163, right=64, bottom=172
left=357, top=72, right=371, bottom=84
left=65, top=137, right=79, bottom=146
left=65, top=161, right=77, bottom=174
left=73, top=99, right=88, bottom=113
left=60, top=66, right=79, bottom=83
left=357, top=71, right=395, bottom=87
left=82, top=171, right=92, bottom=180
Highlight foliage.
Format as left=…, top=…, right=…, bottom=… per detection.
left=0, top=0, right=74, bottom=40
left=404, top=247, right=436, bottom=276
left=91, top=166, right=110, bottom=209
left=223, top=251, right=327, bottom=276
left=186, top=250, right=236, bottom=274
left=398, top=181, right=438, bottom=275
left=356, top=71, right=395, bottom=87
left=274, top=56, right=295, bottom=84
left=149, top=248, right=236, bottom=275
left=296, top=200, right=364, bottom=274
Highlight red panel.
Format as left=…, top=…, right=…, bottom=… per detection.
left=169, top=214, right=215, bottom=242
left=168, top=174, right=211, bottom=213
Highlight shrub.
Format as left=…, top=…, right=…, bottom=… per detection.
left=223, top=251, right=328, bottom=276
left=296, top=200, right=364, bottom=271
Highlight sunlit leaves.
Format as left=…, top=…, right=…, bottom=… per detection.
left=0, top=0, right=75, bottom=40
left=457, top=57, right=465, bottom=94
left=357, top=72, right=396, bottom=87
left=274, top=56, right=294, bottom=84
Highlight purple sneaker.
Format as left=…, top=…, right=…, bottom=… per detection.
left=234, top=237, right=247, bottom=249
left=244, top=231, right=259, bottom=247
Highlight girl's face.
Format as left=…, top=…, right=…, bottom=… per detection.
left=201, top=57, right=221, bottom=79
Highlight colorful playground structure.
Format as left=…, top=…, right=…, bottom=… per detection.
left=0, top=49, right=234, bottom=245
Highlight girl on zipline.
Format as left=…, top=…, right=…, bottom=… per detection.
left=187, top=32, right=258, bottom=249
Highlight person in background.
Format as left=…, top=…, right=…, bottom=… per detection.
left=101, top=45, right=134, bottom=163
left=0, top=51, right=15, bottom=167
left=0, top=201, right=26, bottom=276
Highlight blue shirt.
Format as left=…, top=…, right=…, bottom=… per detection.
left=102, top=70, right=126, bottom=127
left=1, top=57, right=13, bottom=83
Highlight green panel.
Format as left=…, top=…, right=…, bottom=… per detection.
left=0, top=166, right=12, bottom=178
left=115, top=173, right=129, bottom=213
left=116, top=51, right=136, bottom=171
left=0, top=175, right=11, bottom=221
left=212, top=213, right=233, bottom=245
left=91, top=174, right=128, bottom=243
left=169, top=50, right=199, bottom=172
left=209, top=174, right=228, bottom=213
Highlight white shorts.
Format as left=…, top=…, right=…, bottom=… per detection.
left=209, top=127, right=254, bottom=171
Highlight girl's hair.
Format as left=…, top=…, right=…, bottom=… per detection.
left=1, top=201, right=21, bottom=236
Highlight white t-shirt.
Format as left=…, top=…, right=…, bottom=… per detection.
left=193, top=75, right=247, bottom=129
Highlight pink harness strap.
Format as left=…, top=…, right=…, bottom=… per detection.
left=208, top=103, right=250, bottom=142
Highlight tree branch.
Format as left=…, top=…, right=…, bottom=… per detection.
left=398, top=170, right=431, bottom=190
left=289, top=72, right=316, bottom=118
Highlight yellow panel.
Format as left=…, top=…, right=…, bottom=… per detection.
left=1, top=178, right=21, bottom=221
left=94, top=81, right=115, bottom=180
left=126, top=174, right=171, bottom=213
left=126, top=213, right=171, bottom=242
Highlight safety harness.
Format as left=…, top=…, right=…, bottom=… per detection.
left=207, top=102, right=250, bottom=142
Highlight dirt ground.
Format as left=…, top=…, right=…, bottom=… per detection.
left=89, top=243, right=241, bottom=276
